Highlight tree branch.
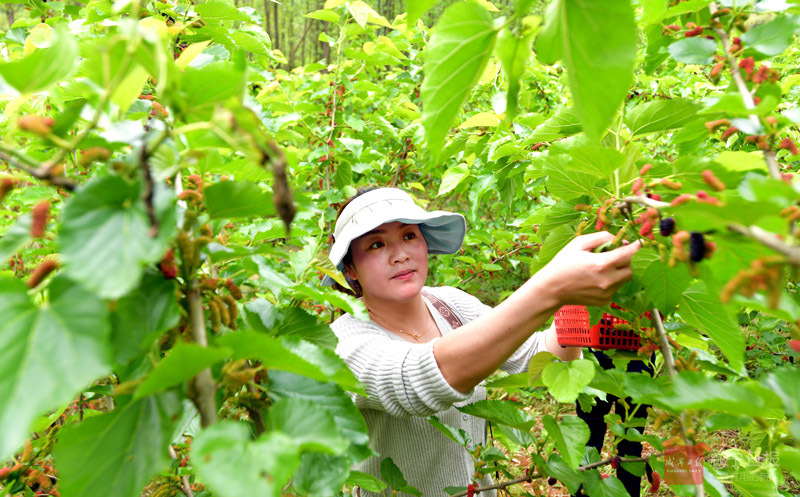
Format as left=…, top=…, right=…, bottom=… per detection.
left=728, top=223, right=800, bottom=265
left=187, top=287, right=218, bottom=428
left=0, top=149, right=77, bottom=191
left=168, top=445, right=195, bottom=497
left=709, top=2, right=781, bottom=180
left=451, top=453, right=666, bottom=497
left=620, top=195, right=670, bottom=210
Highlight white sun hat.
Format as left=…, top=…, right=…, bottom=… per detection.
left=323, top=188, right=466, bottom=286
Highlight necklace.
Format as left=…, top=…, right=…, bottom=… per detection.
left=368, top=308, right=429, bottom=342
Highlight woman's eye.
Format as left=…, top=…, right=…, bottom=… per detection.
left=404, top=232, right=416, bottom=240
left=369, top=241, right=383, bottom=249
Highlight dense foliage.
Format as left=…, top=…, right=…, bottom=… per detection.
left=0, top=0, right=799, bottom=496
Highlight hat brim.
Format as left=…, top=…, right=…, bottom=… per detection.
left=322, top=211, right=466, bottom=287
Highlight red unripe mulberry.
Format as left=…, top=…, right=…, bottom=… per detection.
left=779, top=138, right=799, bottom=156
left=639, top=163, right=652, bottom=176
left=27, top=259, right=59, bottom=288
left=31, top=201, right=50, bottom=238
left=159, top=249, right=178, bottom=279
left=150, top=101, right=169, bottom=119
left=19, top=115, right=55, bottom=136
left=720, top=126, right=739, bottom=140
left=739, top=57, right=755, bottom=75
left=0, top=467, right=11, bottom=481
left=632, top=177, right=644, bottom=195
left=225, top=278, right=243, bottom=300
left=701, top=169, right=726, bottom=191
left=649, top=472, right=661, bottom=493
left=696, top=190, right=721, bottom=205
left=684, top=26, right=703, bottom=37
left=705, top=119, right=730, bottom=132
left=610, top=456, right=621, bottom=469
left=671, top=194, right=693, bottom=206
left=789, top=339, right=800, bottom=353
left=0, top=178, right=16, bottom=202
left=710, top=61, right=724, bottom=78
left=639, top=221, right=654, bottom=240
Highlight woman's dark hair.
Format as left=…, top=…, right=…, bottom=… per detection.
left=331, top=186, right=378, bottom=298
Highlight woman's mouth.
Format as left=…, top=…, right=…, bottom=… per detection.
left=392, top=269, right=415, bottom=280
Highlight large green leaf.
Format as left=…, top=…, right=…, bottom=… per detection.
left=136, top=343, right=232, bottom=398
left=524, top=107, right=582, bottom=143
left=741, top=15, right=800, bottom=57
left=0, top=26, right=78, bottom=93
left=204, top=180, right=275, bottom=219
left=668, top=37, right=717, bottom=65
left=495, top=21, right=537, bottom=124
left=269, top=397, right=350, bottom=454
left=456, top=399, right=536, bottom=431
left=543, top=154, right=597, bottom=200
left=542, top=359, right=595, bottom=403
left=217, top=332, right=364, bottom=395
left=625, top=98, right=702, bottom=137
left=405, top=0, right=437, bottom=26
left=195, top=0, right=250, bottom=22
left=0, top=277, right=110, bottom=460
left=582, top=469, right=629, bottom=497
left=59, top=176, right=177, bottom=299
left=631, top=250, right=692, bottom=312
left=421, top=1, right=498, bottom=160
left=293, top=453, right=351, bottom=497
left=179, top=62, right=245, bottom=116
left=193, top=422, right=300, bottom=497
left=380, top=457, right=422, bottom=496
left=679, top=281, right=744, bottom=373
left=542, top=415, right=590, bottom=469
left=54, top=394, right=180, bottom=497
left=536, top=0, right=637, bottom=140
left=646, top=372, right=782, bottom=416
left=243, top=299, right=337, bottom=350
left=268, top=372, right=372, bottom=464
left=110, top=271, right=181, bottom=366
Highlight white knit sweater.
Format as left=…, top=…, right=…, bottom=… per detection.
left=331, top=286, right=549, bottom=497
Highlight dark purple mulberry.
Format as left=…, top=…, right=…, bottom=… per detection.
left=660, top=217, right=676, bottom=237
left=689, top=232, right=706, bottom=262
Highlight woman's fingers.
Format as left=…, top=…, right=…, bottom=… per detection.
left=601, top=239, right=642, bottom=268
left=572, top=231, right=616, bottom=251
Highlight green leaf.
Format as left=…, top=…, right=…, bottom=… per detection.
left=195, top=0, right=250, bottom=21
left=110, top=271, right=181, bottom=366
left=537, top=0, right=637, bottom=140
left=582, top=470, right=629, bottom=497
left=293, top=453, right=351, bottom=497
left=305, top=9, right=339, bottom=23
left=761, top=367, right=800, bottom=416
left=527, top=351, right=557, bottom=386
left=0, top=213, right=31, bottom=263
left=0, top=277, right=110, bottom=460
left=495, top=20, right=537, bottom=124
left=59, top=176, right=176, bottom=299
left=193, top=422, right=300, bottom=497
left=542, top=415, right=590, bottom=468
left=346, top=471, right=388, bottom=493
left=679, top=281, right=744, bottom=373
left=648, top=372, right=782, bottom=416
left=421, top=2, right=498, bottom=160
left=204, top=180, right=275, bottom=219
left=668, top=37, right=717, bottom=65
left=267, top=372, right=371, bottom=464
left=180, top=62, right=245, bottom=116
left=380, top=457, right=422, bottom=495
left=741, top=15, right=800, bottom=57
left=663, top=0, right=710, bottom=17
left=406, top=0, right=437, bottom=26
left=0, top=26, right=78, bottom=93
left=714, top=151, right=766, bottom=172
left=437, top=163, right=470, bottom=196
left=243, top=299, right=337, bottom=350
left=543, top=154, right=597, bottom=199
left=631, top=249, right=692, bottom=311
left=542, top=359, right=595, bottom=403
left=426, top=415, right=472, bottom=446
left=625, top=98, right=702, bottom=137
left=544, top=454, right=584, bottom=494
left=524, top=107, right=582, bottom=143
left=339, top=137, right=364, bottom=158
left=217, top=332, right=363, bottom=395
left=136, top=343, right=232, bottom=398
left=269, top=397, right=350, bottom=454
left=457, top=400, right=536, bottom=431
left=54, top=394, right=180, bottom=497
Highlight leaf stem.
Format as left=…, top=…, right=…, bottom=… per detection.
left=187, top=286, right=218, bottom=427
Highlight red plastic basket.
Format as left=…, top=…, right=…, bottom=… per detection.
left=554, top=305, right=647, bottom=351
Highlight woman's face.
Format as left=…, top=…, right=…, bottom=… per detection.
left=346, top=221, right=429, bottom=304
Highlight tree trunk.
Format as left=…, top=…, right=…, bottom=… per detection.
left=264, top=0, right=270, bottom=39
left=273, top=2, right=279, bottom=51
left=6, top=6, right=14, bottom=26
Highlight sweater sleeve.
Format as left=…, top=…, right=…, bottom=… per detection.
left=332, top=315, right=473, bottom=418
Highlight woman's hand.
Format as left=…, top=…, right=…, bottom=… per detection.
left=535, top=231, right=641, bottom=308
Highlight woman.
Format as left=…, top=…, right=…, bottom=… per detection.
left=325, top=188, right=640, bottom=497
